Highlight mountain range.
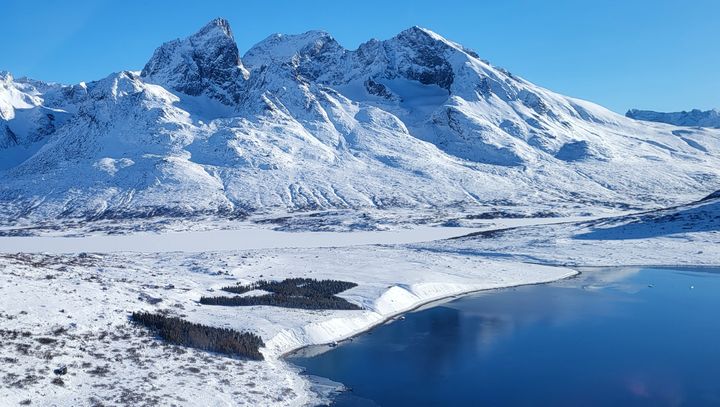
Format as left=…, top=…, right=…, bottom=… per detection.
left=1, top=18, right=719, bottom=222
left=626, top=108, right=720, bottom=128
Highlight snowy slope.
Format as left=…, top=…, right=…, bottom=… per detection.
left=1, top=19, right=720, bottom=222
left=0, top=72, right=79, bottom=169
left=430, top=191, right=720, bottom=267
left=574, top=191, right=720, bottom=240
left=627, top=108, right=720, bottom=128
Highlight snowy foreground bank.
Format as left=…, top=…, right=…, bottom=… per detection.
left=1, top=211, right=718, bottom=406
left=0, top=239, right=574, bottom=406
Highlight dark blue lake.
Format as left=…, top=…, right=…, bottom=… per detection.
left=289, top=267, right=720, bottom=406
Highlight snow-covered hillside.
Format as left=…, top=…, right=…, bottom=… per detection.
left=627, top=108, right=720, bottom=128
left=429, top=191, right=720, bottom=267
left=2, top=18, right=720, bottom=222
left=573, top=190, right=720, bottom=240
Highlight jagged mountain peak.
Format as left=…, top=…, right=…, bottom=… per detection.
left=140, top=18, right=247, bottom=105
left=243, top=30, right=344, bottom=72
left=0, top=72, right=45, bottom=121
left=2, top=20, right=720, bottom=221
left=392, top=26, right=481, bottom=59
left=195, top=17, right=234, bottom=39
left=85, top=71, right=148, bottom=101
left=394, top=26, right=452, bottom=46
left=241, top=25, right=481, bottom=91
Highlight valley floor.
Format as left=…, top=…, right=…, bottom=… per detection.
left=1, top=213, right=718, bottom=406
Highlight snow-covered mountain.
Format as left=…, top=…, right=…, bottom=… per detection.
left=1, top=18, right=719, bottom=222
left=627, top=108, right=720, bottom=128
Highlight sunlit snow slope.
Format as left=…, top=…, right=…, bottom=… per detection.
left=1, top=18, right=719, bottom=221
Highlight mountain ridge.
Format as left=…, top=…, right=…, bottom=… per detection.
left=626, top=108, right=720, bottom=128
left=1, top=19, right=719, bottom=223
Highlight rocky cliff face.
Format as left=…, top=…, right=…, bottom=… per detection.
left=141, top=18, right=248, bottom=105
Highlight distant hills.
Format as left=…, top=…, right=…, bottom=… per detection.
left=627, top=108, right=720, bottom=128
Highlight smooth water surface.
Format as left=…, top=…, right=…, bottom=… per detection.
left=290, top=267, right=720, bottom=406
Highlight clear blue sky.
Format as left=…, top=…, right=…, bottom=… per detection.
left=2, top=0, right=718, bottom=113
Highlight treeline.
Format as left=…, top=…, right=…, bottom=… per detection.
left=221, top=278, right=357, bottom=297
left=200, top=293, right=361, bottom=310
left=130, top=312, right=265, bottom=360
left=203, top=278, right=361, bottom=310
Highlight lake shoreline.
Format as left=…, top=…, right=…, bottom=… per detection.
left=281, top=261, right=720, bottom=361
left=277, top=269, right=581, bottom=360
left=288, top=265, right=720, bottom=406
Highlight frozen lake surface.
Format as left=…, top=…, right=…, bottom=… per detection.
left=290, top=267, right=720, bottom=406
left=0, top=225, right=477, bottom=253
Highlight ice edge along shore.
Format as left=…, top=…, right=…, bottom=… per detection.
left=268, top=267, right=579, bottom=358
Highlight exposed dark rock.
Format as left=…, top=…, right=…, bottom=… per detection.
left=141, top=18, right=246, bottom=104
left=53, top=365, right=67, bottom=376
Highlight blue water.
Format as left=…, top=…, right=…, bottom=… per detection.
left=289, top=267, right=720, bottom=406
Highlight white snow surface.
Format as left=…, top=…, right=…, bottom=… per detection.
left=2, top=203, right=719, bottom=405
left=0, top=216, right=601, bottom=253
left=429, top=195, right=720, bottom=267
left=1, top=20, right=720, bottom=222
left=0, top=224, right=475, bottom=253
left=0, top=230, right=575, bottom=406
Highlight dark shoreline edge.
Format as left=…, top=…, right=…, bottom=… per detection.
left=280, top=267, right=582, bottom=360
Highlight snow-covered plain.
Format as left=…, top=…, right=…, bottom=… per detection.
left=0, top=224, right=476, bottom=254
left=427, top=194, right=720, bottom=267
left=0, top=229, right=576, bottom=406
left=2, top=199, right=719, bottom=405
left=0, top=215, right=603, bottom=253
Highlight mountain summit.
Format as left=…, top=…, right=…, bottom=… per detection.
left=141, top=18, right=247, bottom=104
left=0, top=19, right=719, bottom=221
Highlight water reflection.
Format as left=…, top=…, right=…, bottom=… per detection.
left=290, top=267, right=720, bottom=406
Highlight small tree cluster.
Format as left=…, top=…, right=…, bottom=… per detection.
left=200, top=294, right=361, bottom=310
left=221, top=278, right=357, bottom=297
left=204, top=278, right=361, bottom=310
left=130, top=312, right=265, bottom=360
